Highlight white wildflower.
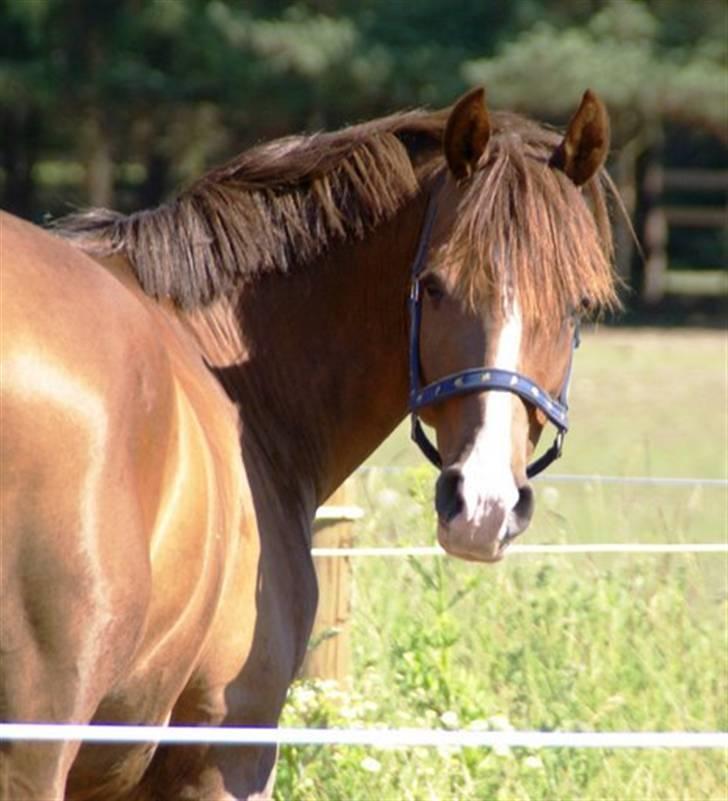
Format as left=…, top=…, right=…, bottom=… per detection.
left=486, top=714, right=514, bottom=732
left=439, top=710, right=460, bottom=729
left=376, top=488, right=400, bottom=508
left=360, top=756, right=382, bottom=773
left=290, top=686, right=316, bottom=710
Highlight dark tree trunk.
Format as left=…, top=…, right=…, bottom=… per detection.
left=84, top=111, right=114, bottom=208
left=139, top=151, right=170, bottom=209
left=1, top=108, right=41, bottom=220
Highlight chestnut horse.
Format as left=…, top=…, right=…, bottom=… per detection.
left=0, top=88, right=617, bottom=799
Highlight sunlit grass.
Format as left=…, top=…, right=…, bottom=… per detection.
left=278, top=542, right=726, bottom=800
left=276, top=329, right=727, bottom=801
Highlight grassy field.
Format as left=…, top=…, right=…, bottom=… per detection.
left=276, top=327, right=727, bottom=801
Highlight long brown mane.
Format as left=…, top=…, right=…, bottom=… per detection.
left=58, top=106, right=618, bottom=318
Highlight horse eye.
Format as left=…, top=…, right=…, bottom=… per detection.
left=422, top=276, right=445, bottom=302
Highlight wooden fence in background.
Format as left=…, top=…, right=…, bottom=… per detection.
left=641, top=168, right=727, bottom=303
left=300, top=484, right=363, bottom=685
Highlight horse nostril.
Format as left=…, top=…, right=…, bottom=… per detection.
left=435, top=467, right=465, bottom=522
left=511, top=484, right=535, bottom=533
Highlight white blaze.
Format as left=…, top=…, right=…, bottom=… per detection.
left=457, top=301, right=522, bottom=537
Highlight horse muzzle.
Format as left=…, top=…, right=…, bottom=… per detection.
left=435, top=468, right=535, bottom=562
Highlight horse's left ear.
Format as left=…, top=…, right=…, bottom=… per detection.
left=444, top=87, right=491, bottom=180
left=550, top=90, right=610, bottom=186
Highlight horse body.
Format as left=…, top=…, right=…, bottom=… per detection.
left=1, top=201, right=422, bottom=799
left=1, top=89, right=617, bottom=799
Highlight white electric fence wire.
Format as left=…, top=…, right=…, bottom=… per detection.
left=1, top=724, right=725, bottom=750
left=311, top=543, right=728, bottom=557
left=356, top=467, right=728, bottom=487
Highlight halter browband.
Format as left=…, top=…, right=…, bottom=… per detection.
left=407, top=178, right=579, bottom=479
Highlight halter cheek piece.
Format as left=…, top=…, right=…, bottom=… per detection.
left=407, top=181, right=580, bottom=479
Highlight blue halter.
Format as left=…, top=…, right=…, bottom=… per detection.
left=407, top=182, right=579, bottom=479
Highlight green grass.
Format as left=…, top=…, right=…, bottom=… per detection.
left=275, top=328, right=727, bottom=801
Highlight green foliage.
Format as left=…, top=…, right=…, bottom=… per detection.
left=464, top=0, right=727, bottom=132
left=1, top=1, right=725, bottom=274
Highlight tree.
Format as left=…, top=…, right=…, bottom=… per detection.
left=463, top=0, right=726, bottom=137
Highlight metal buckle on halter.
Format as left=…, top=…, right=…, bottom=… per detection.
left=555, top=428, right=566, bottom=456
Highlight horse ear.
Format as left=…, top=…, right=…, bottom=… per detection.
left=550, top=89, right=610, bottom=186
left=444, top=87, right=491, bottom=180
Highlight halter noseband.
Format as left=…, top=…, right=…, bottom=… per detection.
left=407, top=180, right=579, bottom=479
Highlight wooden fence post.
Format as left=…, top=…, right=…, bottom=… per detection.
left=301, top=483, right=362, bottom=686
left=641, top=158, right=668, bottom=305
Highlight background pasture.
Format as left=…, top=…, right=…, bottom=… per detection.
left=277, top=327, right=727, bottom=801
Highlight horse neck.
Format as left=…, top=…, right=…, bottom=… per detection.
left=198, top=196, right=427, bottom=518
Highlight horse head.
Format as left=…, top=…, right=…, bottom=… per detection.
left=411, top=88, right=612, bottom=562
